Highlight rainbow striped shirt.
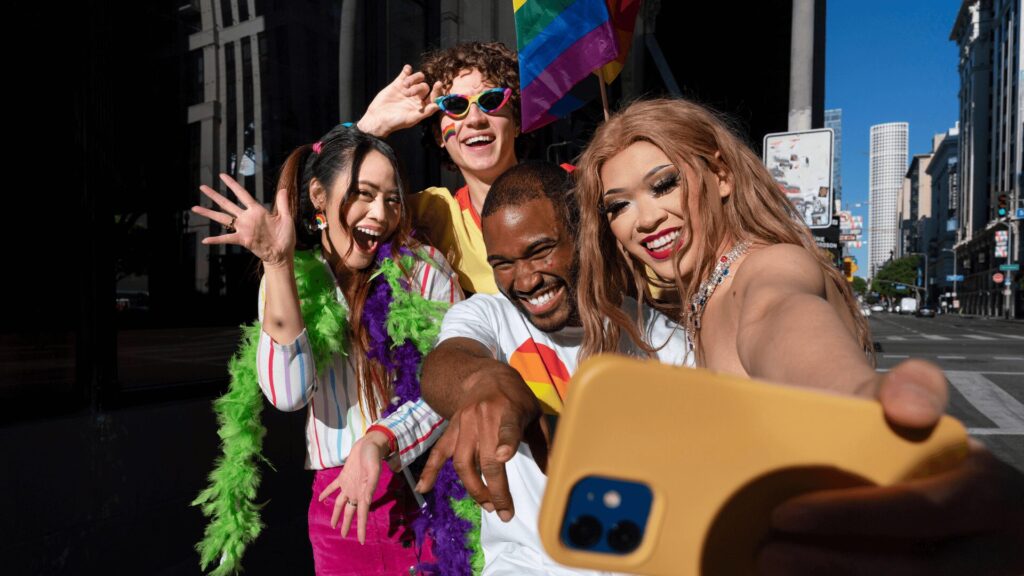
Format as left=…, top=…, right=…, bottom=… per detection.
left=256, top=247, right=462, bottom=470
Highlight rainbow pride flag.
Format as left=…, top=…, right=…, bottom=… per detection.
left=514, top=0, right=620, bottom=132
left=598, top=0, right=641, bottom=84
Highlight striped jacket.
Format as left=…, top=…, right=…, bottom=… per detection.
left=256, top=247, right=461, bottom=470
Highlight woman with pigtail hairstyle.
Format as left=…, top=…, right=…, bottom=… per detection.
left=191, top=124, right=462, bottom=575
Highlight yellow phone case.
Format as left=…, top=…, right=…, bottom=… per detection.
left=538, top=355, right=969, bottom=576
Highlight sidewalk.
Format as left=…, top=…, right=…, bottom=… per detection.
left=943, top=313, right=1023, bottom=323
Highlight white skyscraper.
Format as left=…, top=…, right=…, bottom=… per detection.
left=868, top=122, right=909, bottom=277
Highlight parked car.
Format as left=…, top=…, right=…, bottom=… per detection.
left=870, top=304, right=885, bottom=313
left=916, top=307, right=936, bottom=318
left=860, top=306, right=872, bottom=317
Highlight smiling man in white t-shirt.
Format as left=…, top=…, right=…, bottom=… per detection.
left=416, top=162, right=689, bottom=575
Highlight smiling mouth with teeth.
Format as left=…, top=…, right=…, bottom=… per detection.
left=519, top=285, right=564, bottom=315
left=352, top=226, right=383, bottom=252
left=642, top=228, right=682, bottom=259
left=464, top=135, right=494, bottom=147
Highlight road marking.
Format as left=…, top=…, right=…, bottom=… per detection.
left=946, top=371, right=1024, bottom=430
left=968, top=428, right=1024, bottom=436
left=882, top=354, right=909, bottom=359
left=994, top=356, right=1024, bottom=361
left=937, top=355, right=967, bottom=360
left=967, top=330, right=1024, bottom=341
left=964, top=334, right=997, bottom=341
left=886, top=336, right=907, bottom=341
left=922, top=334, right=950, bottom=341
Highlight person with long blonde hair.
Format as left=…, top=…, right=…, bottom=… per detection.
left=576, top=97, right=871, bottom=389
left=573, top=98, right=1024, bottom=573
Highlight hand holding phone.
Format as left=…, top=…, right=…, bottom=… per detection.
left=538, top=356, right=969, bottom=576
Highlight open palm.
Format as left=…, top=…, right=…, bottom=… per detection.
left=191, top=173, right=295, bottom=268
left=359, top=65, right=442, bottom=137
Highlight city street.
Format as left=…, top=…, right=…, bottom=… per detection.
left=869, top=312, right=1024, bottom=472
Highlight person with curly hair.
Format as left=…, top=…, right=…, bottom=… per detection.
left=356, top=41, right=523, bottom=295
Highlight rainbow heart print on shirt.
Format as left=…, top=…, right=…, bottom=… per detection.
left=508, top=339, right=571, bottom=414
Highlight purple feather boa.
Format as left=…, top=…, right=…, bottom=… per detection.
left=362, top=242, right=473, bottom=575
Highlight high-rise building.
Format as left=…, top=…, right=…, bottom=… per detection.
left=925, top=125, right=960, bottom=309
left=825, top=108, right=843, bottom=207
left=899, top=153, right=933, bottom=259
left=869, top=122, right=909, bottom=277
left=950, top=0, right=1021, bottom=317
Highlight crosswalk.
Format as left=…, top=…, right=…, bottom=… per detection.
left=881, top=353, right=1023, bottom=361
left=881, top=333, right=1024, bottom=343
left=946, top=371, right=1024, bottom=436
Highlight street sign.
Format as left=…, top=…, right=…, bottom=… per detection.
left=946, top=274, right=964, bottom=281
left=1017, top=207, right=1024, bottom=219
left=993, top=272, right=1005, bottom=283
left=763, top=129, right=834, bottom=229
left=896, top=284, right=906, bottom=291
left=1000, top=264, right=1020, bottom=271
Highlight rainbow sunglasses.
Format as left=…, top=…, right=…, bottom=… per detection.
left=435, top=87, right=512, bottom=120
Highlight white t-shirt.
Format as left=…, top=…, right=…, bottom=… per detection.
left=437, top=292, right=692, bottom=575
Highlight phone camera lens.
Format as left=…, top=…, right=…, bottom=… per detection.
left=607, top=520, right=642, bottom=553
left=567, top=515, right=603, bottom=549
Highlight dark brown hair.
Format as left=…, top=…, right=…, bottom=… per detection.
left=420, top=41, right=522, bottom=167
left=276, top=125, right=418, bottom=420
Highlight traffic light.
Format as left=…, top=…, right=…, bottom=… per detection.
left=842, top=257, right=857, bottom=282
left=997, top=194, right=1008, bottom=217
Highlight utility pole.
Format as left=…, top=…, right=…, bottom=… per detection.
left=788, top=0, right=814, bottom=131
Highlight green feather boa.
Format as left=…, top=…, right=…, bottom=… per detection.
left=192, top=250, right=348, bottom=575
left=452, top=495, right=485, bottom=574
left=376, top=252, right=449, bottom=354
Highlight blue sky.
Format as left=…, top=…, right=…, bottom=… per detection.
left=826, top=0, right=963, bottom=276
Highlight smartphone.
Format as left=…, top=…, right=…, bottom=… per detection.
left=538, top=355, right=968, bottom=576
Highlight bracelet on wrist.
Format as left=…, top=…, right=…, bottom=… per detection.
left=366, top=424, right=399, bottom=458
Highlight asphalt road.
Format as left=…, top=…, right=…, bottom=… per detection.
left=868, top=312, right=1024, bottom=472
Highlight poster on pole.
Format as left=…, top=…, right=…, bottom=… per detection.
left=763, top=128, right=834, bottom=229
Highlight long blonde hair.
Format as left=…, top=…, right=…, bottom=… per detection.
left=575, top=98, right=871, bottom=364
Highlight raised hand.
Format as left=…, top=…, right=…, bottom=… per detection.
left=356, top=64, right=443, bottom=138
left=317, top=431, right=390, bottom=544
left=191, top=173, right=295, bottom=268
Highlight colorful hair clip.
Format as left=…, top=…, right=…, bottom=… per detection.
left=312, top=142, right=323, bottom=154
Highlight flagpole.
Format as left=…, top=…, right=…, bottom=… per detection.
left=598, top=74, right=610, bottom=121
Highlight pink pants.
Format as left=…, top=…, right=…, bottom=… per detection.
left=309, top=463, right=434, bottom=575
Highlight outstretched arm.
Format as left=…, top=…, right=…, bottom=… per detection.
left=729, top=246, right=1024, bottom=573
left=731, top=244, right=877, bottom=396
left=417, top=337, right=548, bottom=522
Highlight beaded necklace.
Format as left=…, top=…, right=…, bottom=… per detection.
left=686, top=241, right=751, bottom=339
